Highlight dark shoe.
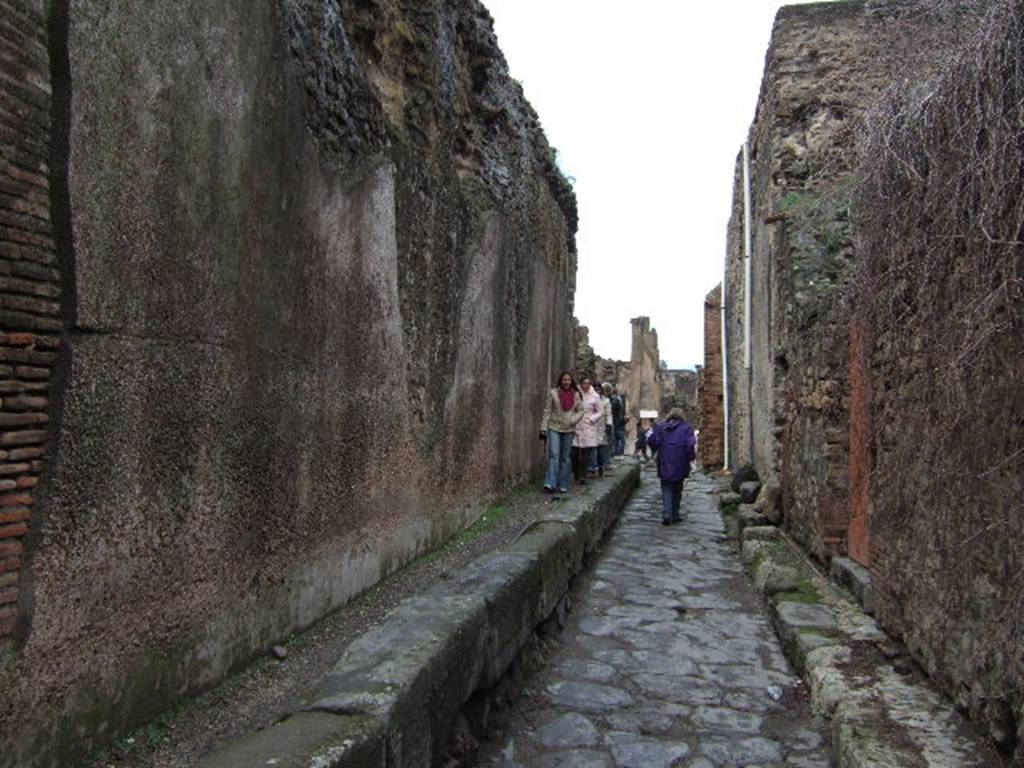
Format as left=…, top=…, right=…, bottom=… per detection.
left=662, top=519, right=671, bottom=526
left=543, top=486, right=554, bottom=494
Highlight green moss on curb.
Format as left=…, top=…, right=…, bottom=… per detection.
left=775, top=582, right=823, bottom=604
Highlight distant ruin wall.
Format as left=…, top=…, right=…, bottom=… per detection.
left=698, top=285, right=723, bottom=470
left=0, top=2, right=577, bottom=766
left=852, top=0, right=1023, bottom=754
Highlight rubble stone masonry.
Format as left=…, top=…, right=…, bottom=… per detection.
left=728, top=0, right=1019, bottom=756
left=723, top=2, right=953, bottom=559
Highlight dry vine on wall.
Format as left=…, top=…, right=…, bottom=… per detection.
left=852, top=0, right=1024, bottom=752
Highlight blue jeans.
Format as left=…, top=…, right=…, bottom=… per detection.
left=613, top=424, right=626, bottom=456
left=661, top=479, right=683, bottom=522
left=545, top=430, right=574, bottom=490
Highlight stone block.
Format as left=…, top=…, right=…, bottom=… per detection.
left=740, top=539, right=771, bottom=566
left=309, top=588, right=489, bottom=764
left=198, top=712, right=385, bottom=768
left=752, top=482, right=782, bottom=525
left=830, top=557, right=876, bottom=615
left=790, top=629, right=841, bottom=676
left=450, top=552, right=540, bottom=687
left=752, top=557, right=802, bottom=597
left=730, top=465, right=759, bottom=493
left=737, top=505, right=768, bottom=534
left=719, top=491, right=742, bottom=507
left=772, top=601, right=838, bottom=670
left=742, top=525, right=781, bottom=543
left=739, top=481, right=762, bottom=504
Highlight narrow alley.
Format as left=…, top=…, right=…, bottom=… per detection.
left=478, top=466, right=830, bottom=768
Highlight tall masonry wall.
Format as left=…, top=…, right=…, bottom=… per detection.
left=723, top=0, right=1021, bottom=757
left=723, top=1, right=953, bottom=559
left=851, top=0, right=1024, bottom=756
left=0, top=2, right=578, bottom=766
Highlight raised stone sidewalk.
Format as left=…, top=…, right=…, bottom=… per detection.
left=197, top=462, right=640, bottom=768
left=478, top=467, right=831, bottom=767
left=730, top=495, right=999, bottom=767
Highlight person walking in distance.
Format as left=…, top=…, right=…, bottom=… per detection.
left=540, top=371, right=583, bottom=494
left=646, top=408, right=696, bottom=525
left=634, top=418, right=649, bottom=460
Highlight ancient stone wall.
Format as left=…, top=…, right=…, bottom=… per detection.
left=0, top=2, right=577, bottom=766
left=723, top=1, right=956, bottom=559
left=852, top=0, right=1023, bottom=754
left=727, top=0, right=1017, bottom=755
left=0, top=0, right=56, bottom=649
left=698, top=285, right=723, bottom=470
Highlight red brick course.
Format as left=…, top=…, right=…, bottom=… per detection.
left=0, top=0, right=59, bottom=643
left=699, top=285, right=724, bottom=470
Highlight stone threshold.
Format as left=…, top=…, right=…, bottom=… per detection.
left=197, top=462, right=641, bottom=768
left=718, top=485, right=999, bottom=768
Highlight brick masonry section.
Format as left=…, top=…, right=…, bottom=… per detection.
left=699, top=284, right=723, bottom=470
left=0, top=0, right=58, bottom=645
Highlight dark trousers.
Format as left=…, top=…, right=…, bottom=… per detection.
left=613, top=424, right=626, bottom=455
left=660, top=479, right=683, bottom=522
left=574, top=446, right=594, bottom=481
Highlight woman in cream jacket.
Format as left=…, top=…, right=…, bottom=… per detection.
left=540, top=371, right=583, bottom=493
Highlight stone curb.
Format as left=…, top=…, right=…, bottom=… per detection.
left=198, top=462, right=641, bottom=768
left=722, top=501, right=992, bottom=767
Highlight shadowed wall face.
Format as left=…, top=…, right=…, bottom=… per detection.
left=1, top=1, right=577, bottom=765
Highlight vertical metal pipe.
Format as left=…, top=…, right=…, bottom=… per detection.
left=742, top=141, right=753, bottom=370
left=720, top=282, right=730, bottom=469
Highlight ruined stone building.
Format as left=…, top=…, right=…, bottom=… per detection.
left=708, top=0, right=1023, bottom=757
left=575, top=316, right=698, bottom=447
left=0, top=2, right=578, bottom=765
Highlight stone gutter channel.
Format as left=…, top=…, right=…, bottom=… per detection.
left=718, top=482, right=1000, bottom=768
left=198, top=463, right=641, bottom=768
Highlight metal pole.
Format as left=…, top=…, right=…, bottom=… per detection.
left=742, top=141, right=752, bottom=370
left=720, top=282, right=730, bottom=470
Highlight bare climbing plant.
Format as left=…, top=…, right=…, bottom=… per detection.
left=850, top=0, right=1023, bottom=747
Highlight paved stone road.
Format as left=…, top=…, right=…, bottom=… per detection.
left=477, top=466, right=831, bottom=768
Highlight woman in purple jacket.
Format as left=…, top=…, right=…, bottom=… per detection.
left=646, top=408, right=696, bottom=525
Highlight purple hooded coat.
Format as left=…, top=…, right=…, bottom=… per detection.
left=647, top=417, right=696, bottom=483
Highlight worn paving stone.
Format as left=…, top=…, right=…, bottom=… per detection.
left=537, top=713, right=601, bottom=748
left=691, top=705, right=765, bottom=733
left=700, top=735, right=785, bottom=764
left=553, top=659, right=616, bottom=683
left=604, top=704, right=690, bottom=735
left=546, top=681, right=634, bottom=713
left=604, top=731, right=691, bottom=767
left=477, top=467, right=831, bottom=767
left=537, top=750, right=613, bottom=767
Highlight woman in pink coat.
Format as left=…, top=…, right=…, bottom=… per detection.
left=574, top=377, right=604, bottom=484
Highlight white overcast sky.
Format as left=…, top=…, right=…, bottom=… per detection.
left=483, top=0, right=824, bottom=368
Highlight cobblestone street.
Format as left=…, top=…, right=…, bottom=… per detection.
left=479, top=466, right=831, bottom=768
